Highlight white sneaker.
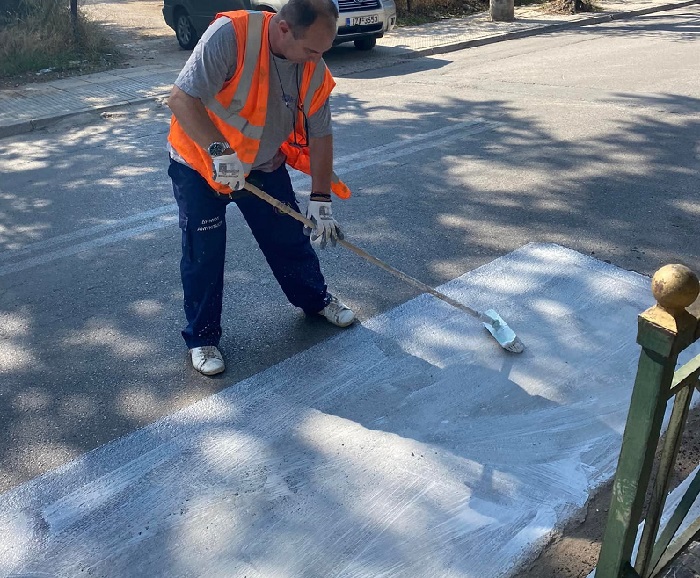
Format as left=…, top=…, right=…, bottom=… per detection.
left=190, top=346, right=225, bottom=376
left=319, top=295, right=355, bottom=328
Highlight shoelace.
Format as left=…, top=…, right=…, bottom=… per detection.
left=325, top=299, right=348, bottom=318
left=198, top=346, right=221, bottom=360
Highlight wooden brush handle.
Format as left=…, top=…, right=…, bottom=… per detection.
left=244, top=182, right=481, bottom=320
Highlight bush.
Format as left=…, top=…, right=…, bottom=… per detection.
left=0, top=0, right=117, bottom=78
left=396, top=0, right=489, bottom=23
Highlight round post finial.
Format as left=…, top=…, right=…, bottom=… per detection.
left=651, top=264, right=699, bottom=313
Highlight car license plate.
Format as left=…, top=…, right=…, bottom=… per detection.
left=347, top=15, right=379, bottom=25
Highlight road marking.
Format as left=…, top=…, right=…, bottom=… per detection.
left=0, top=217, right=176, bottom=277
left=0, top=244, right=672, bottom=577
left=0, top=119, right=499, bottom=277
left=0, top=204, right=175, bottom=263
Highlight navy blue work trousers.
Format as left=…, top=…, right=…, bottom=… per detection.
left=169, top=158, right=330, bottom=349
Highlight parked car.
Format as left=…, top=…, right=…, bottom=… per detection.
left=162, top=0, right=396, bottom=51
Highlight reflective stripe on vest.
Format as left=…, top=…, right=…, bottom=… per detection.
left=304, top=62, right=327, bottom=114
left=282, top=52, right=352, bottom=198
left=204, top=11, right=265, bottom=174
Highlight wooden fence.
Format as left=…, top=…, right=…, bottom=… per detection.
left=595, top=264, right=700, bottom=578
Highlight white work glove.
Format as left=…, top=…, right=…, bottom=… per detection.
left=212, top=153, right=245, bottom=191
left=304, top=200, right=344, bottom=249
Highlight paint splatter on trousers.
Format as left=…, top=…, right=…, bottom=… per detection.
left=169, top=158, right=330, bottom=349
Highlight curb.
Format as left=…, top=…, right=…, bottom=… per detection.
left=0, top=95, right=167, bottom=140
left=0, top=0, right=697, bottom=140
left=409, top=0, right=700, bottom=57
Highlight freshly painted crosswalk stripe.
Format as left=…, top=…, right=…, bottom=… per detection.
left=2, top=243, right=694, bottom=577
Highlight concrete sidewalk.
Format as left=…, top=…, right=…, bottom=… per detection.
left=0, top=0, right=697, bottom=139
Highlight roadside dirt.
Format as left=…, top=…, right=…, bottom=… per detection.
left=80, top=0, right=186, bottom=69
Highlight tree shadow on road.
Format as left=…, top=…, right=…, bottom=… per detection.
left=0, top=63, right=699, bottom=574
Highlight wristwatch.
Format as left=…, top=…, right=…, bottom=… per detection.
left=207, top=141, right=230, bottom=157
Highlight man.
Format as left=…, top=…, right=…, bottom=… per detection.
left=167, top=0, right=355, bottom=377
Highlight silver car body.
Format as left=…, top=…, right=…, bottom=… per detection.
left=333, top=0, right=396, bottom=46
left=163, top=0, right=396, bottom=50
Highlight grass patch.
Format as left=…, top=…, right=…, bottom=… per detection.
left=0, top=0, right=119, bottom=81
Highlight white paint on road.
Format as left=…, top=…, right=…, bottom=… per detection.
left=3, top=243, right=692, bottom=577
left=0, top=118, right=499, bottom=277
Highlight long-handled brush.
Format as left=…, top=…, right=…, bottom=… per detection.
left=243, top=183, right=525, bottom=353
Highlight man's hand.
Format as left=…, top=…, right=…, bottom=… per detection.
left=212, top=153, right=245, bottom=191
left=304, top=199, right=344, bottom=249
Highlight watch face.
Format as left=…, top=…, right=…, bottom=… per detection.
left=208, top=142, right=227, bottom=157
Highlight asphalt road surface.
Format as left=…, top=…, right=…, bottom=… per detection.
left=0, top=5, right=698, bottom=495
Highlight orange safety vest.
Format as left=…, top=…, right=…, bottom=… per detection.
left=168, top=10, right=351, bottom=199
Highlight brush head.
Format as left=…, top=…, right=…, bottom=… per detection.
left=481, top=309, right=525, bottom=353
left=503, top=336, right=525, bottom=353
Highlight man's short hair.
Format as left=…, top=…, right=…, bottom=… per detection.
left=279, top=0, right=339, bottom=39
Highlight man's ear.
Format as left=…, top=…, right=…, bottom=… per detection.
left=278, top=19, right=291, bottom=36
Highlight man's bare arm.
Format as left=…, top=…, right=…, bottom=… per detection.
left=167, top=85, right=228, bottom=152
left=309, top=133, right=334, bottom=196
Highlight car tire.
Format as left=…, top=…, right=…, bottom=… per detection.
left=353, top=36, right=377, bottom=51
left=175, top=10, right=198, bottom=50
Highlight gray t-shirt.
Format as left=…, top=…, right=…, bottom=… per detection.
left=171, top=16, right=332, bottom=172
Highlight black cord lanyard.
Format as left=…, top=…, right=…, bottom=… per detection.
left=272, top=56, right=309, bottom=148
